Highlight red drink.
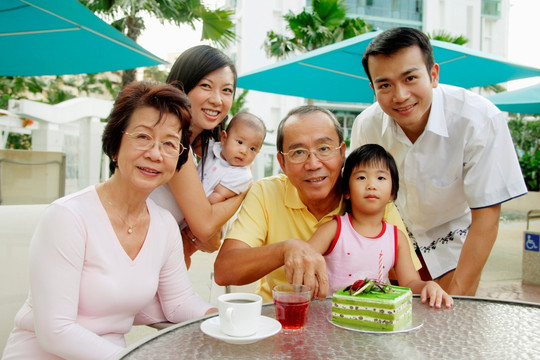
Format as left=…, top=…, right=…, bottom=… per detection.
left=274, top=295, right=310, bottom=329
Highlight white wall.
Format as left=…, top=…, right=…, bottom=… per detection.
left=423, top=0, right=510, bottom=58
left=225, top=0, right=511, bottom=179
left=227, top=0, right=306, bottom=138
left=228, top=0, right=510, bottom=137
left=8, top=97, right=111, bottom=193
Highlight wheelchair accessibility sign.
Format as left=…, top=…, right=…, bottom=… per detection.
left=525, top=232, right=540, bottom=252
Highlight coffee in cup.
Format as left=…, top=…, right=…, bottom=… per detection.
left=218, top=293, right=262, bottom=337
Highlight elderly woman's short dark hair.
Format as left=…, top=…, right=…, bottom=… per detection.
left=102, top=81, right=191, bottom=174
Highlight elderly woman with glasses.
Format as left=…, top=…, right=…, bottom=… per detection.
left=2, top=82, right=216, bottom=360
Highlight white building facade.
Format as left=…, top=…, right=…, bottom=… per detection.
left=223, top=0, right=510, bottom=162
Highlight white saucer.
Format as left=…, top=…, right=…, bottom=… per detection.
left=200, top=316, right=281, bottom=344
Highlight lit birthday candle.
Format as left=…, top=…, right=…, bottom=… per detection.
left=378, top=250, right=383, bottom=283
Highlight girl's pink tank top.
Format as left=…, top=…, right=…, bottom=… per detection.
left=323, top=214, right=397, bottom=292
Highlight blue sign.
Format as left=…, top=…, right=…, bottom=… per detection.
left=524, top=232, right=540, bottom=252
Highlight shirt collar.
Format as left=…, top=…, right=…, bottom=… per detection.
left=211, top=140, right=222, bottom=158
left=284, top=177, right=305, bottom=209
left=424, top=86, right=448, bottom=137
left=381, top=110, right=392, bottom=137
left=284, top=176, right=345, bottom=217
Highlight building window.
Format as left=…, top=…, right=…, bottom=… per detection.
left=334, top=111, right=360, bottom=147
left=482, top=0, right=501, bottom=18
left=344, top=0, right=422, bottom=30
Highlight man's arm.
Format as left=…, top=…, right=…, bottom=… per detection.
left=214, top=239, right=285, bottom=285
left=214, top=238, right=329, bottom=300
left=441, top=204, right=501, bottom=295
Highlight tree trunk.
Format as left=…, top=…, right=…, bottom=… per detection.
left=121, top=15, right=142, bottom=88
left=122, top=69, right=136, bottom=88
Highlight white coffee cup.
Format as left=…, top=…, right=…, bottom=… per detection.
left=218, top=293, right=262, bottom=337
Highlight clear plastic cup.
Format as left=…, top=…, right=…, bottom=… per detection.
left=272, top=284, right=311, bottom=332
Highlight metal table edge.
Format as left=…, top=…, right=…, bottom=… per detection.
left=114, top=296, right=539, bottom=359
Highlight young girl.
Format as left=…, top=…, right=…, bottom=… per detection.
left=308, top=144, right=453, bottom=309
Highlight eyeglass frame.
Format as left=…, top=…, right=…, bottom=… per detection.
left=123, top=131, right=185, bottom=158
left=279, top=144, right=343, bottom=164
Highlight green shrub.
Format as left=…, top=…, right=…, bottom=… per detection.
left=5, top=133, right=31, bottom=150
left=519, top=149, right=540, bottom=191
left=508, top=117, right=540, bottom=155
left=508, top=117, right=540, bottom=191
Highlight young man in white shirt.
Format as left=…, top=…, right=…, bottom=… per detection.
left=350, top=27, right=527, bottom=296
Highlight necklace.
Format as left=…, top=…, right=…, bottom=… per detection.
left=102, top=182, right=146, bottom=235
left=106, top=200, right=140, bottom=234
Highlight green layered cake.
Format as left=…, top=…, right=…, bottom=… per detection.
left=331, top=284, right=412, bottom=331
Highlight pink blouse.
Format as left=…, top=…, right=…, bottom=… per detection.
left=2, top=186, right=212, bottom=360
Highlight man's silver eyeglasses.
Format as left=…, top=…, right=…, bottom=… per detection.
left=280, top=144, right=342, bottom=163
left=123, top=131, right=185, bottom=158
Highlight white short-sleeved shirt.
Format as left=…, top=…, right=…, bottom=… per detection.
left=350, top=84, right=527, bottom=278
left=198, top=140, right=253, bottom=197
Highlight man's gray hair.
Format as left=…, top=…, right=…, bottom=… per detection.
left=276, top=105, right=343, bottom=153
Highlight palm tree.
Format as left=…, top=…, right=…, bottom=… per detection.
left=230, top=89, right=249, bottom=116
left=428, top=29, right=468, bottom=45
left=428, top=30, right=505, bottom=94
left=80, top=0, right=236, bottom=86
left=264, top=0, right=371, bottom=60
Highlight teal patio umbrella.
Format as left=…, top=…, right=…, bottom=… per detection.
left=487, top=82, right=540, bottom=114
left=0, top=0, right=165, bottom=76
left=238, top=31, right=540, bottom=103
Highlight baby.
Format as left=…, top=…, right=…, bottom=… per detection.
left=198, top=112, right=266, bottom=204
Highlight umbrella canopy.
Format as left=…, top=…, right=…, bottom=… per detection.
left=238, top=31, right=540, bottom=103
left=0, top=0, right=165, bottom=76
left=487, top=82, right=540, bottom=114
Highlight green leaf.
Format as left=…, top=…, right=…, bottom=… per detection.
left=263, top=0, right=372, bottom=59
left=80, top=0, right=237, bottom=87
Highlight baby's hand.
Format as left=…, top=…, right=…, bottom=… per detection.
left=420, top=281, right=454, bottom=309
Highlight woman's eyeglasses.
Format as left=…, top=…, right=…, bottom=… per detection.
left=123, top=131, right=185, bottom=158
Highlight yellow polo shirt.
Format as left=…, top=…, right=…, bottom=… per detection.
left=226, top=174, right=420, bottom=302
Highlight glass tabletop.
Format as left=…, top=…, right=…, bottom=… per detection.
left=116, top=296, right=540, bottom=359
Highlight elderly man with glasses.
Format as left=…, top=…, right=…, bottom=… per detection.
left=214, top=105, right=419, bottom=302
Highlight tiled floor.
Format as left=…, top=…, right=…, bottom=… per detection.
left=475, top=219, right=540, bottom=303
left=476, top=280, right=540, bottom=303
